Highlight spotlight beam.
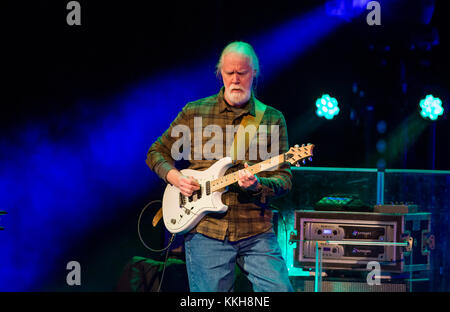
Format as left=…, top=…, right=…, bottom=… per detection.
left=0, top=2, right=370, bottom=291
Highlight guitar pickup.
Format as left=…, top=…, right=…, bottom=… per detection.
left=197, top=185, right=202, bottom=199
left=206, top=181, right=211, bottom=195
left=179, top=193, right=186, bottom=207
left=189, top=186, right=202, bottom=202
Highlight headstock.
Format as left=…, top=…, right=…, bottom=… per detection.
left=285, top=143, right=314, bottom=167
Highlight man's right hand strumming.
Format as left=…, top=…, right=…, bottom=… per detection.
left=167, top=169, right=200, bottom=197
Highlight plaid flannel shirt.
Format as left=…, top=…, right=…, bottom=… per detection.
left=146, top=87, right=292, bottom=241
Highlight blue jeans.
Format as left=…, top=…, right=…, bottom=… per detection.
left=184, top=231, right=293, bottom=292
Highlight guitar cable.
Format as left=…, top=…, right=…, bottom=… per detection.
left=137, top=199, right=177, bottom=292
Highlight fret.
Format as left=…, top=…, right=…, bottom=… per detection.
left=210, top=154, right=285, bottom=192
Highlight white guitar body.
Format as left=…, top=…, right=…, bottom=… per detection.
left=162, top=157, right=233, bottom=234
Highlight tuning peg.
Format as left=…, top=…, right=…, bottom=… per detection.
left=294, top=144, right=299, bottom=148
left=302, top=159, right=306, bottom=164
left=295, top=162, right=300, bottom=167
left=308, top=157, right=312, bottom=162
left=301, top=144, right=305, bottom=147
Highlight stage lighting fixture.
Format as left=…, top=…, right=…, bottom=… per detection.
left=376, top=120, right=387, bottom=134
left=315, top=94, right=340, bottom=120
left=376, top=158, right=386, bottom=170
left=376, top=139, right=386, bottom=153
left=419, top=94, right=443, bottom=121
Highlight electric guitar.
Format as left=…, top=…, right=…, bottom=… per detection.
left=162, top=143, right=314, bottom=234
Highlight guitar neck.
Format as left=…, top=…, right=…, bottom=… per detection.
left=210, top=154, right=285, bottom=192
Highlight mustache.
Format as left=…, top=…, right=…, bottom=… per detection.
left=229, top=85, right=245, bottom=92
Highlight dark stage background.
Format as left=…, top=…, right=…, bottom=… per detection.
left=1, top=0, right=449, bottom=291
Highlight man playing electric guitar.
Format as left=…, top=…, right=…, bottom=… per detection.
left=146, top=41, right=294, bottom=292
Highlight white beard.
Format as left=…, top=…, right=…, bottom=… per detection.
left=224, top=86, right=251, bottom=106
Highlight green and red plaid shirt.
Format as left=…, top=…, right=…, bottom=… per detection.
left=146, top=87, right=292, bottom=241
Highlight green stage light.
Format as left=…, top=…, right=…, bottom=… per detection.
left=316, top=94, right=340, bottom=120
left=420, top=95, right=444, bottom=121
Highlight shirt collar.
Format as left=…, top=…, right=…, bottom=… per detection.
left=218, top=86, right=256, bottom=117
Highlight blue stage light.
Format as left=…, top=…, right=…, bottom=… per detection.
left=0, top=70, right=220, bottom=291
left=326, top=0, right=371, bottom=21
left=0, top=1, right=373, bottom=290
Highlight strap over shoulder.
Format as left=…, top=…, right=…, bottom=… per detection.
left=229, top=98, right=267, bottom=161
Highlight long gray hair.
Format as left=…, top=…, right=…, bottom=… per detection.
left=215, top=41, right=260, bottom=83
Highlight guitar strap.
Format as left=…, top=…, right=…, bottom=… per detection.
left=229, top=98, right=267, bottom=161
left=152, top=207, right=163, bottom=228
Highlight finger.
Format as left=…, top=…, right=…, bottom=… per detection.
left=243, top=170, right=253, bottom=181
left=188, top=184, right=198, bottom=192
left=180, top=184, right=195, bottom=195
left=244, top=162, right=249, bottom=168
left=184, top=177, right=199, bottom=190
left=238, top=170, right=245, bottom=185
left=181, top=189, right=192, bottom=196
left=180, top=177, right=192, bottom=190
left=189, top=176, right=200, bottom=188
left=180, top=184, right=192, bottom=192
left=187, top=183, right=200, bottom=191
left=242, top=174, right=250, bottom=184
